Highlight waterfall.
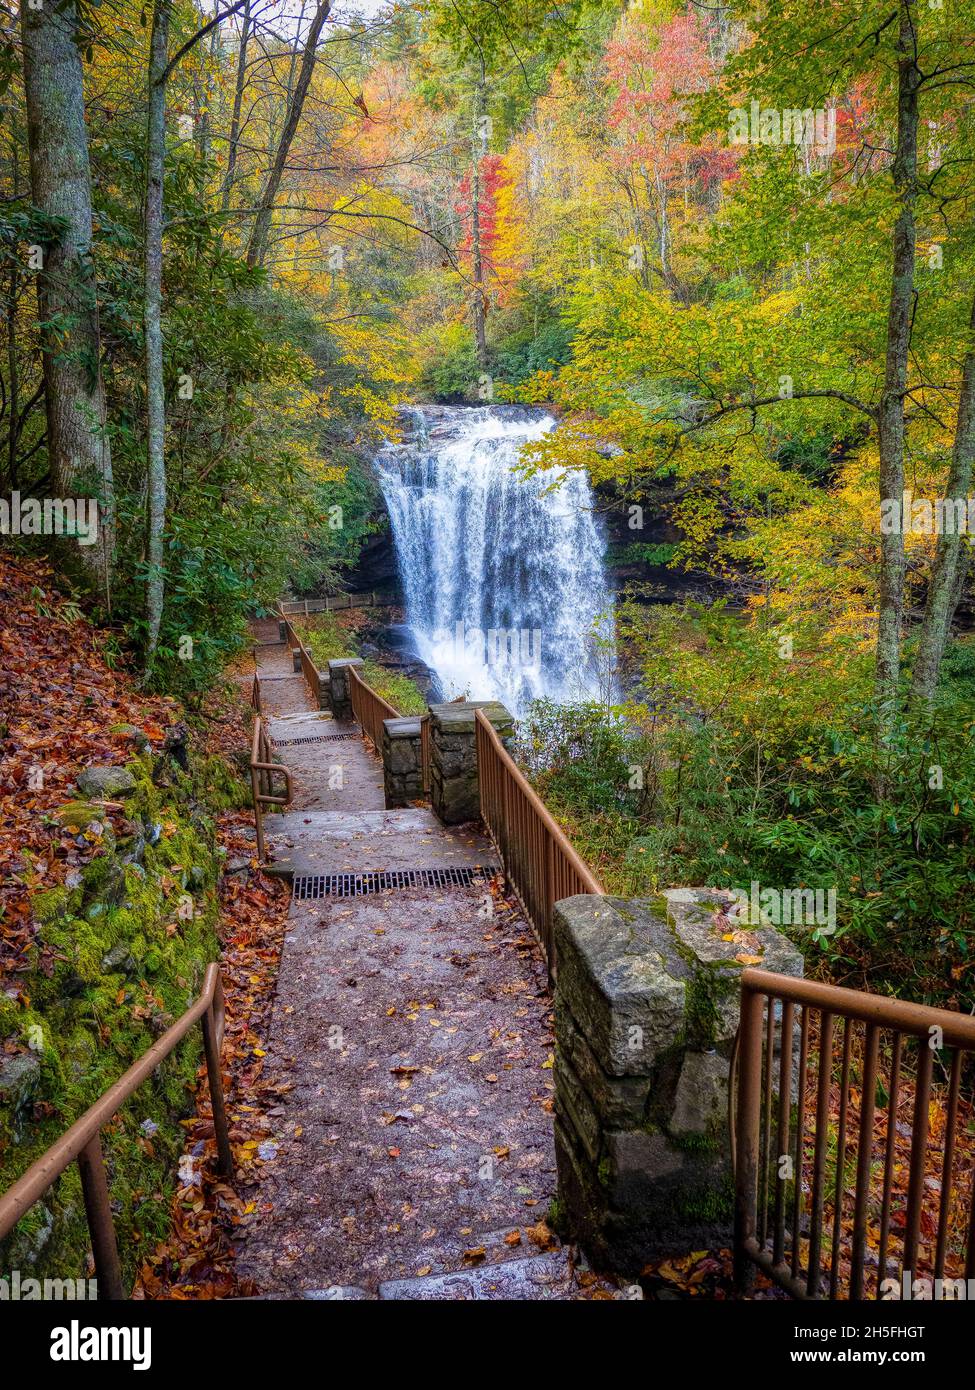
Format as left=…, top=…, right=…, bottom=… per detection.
left=375, top=404, right=614, bottom=717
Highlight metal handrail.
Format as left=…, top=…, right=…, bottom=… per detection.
left=348, top=663, right=398, bottom=754
left=0, top=963, right=232, bottom=1300
left=279, top=612, right=323, bottom=705
left=733, top=967, right=975, bottom=1301
left=250, top=670, right=261, bottom=714
left=474, top=708, right=603, bottom=976
left=250, top=716, right=293, bottom=861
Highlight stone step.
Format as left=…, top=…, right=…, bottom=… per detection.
left=265, top=808, right=497, bottom=877
left=375, top=1248, right=583, bottom=1301
left=296, top=1229, right=565, bottom=1302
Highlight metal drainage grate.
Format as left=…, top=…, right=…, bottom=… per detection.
left=292, top=867, right=492, bottom=900
left=272, top=733, right=357, bottom=746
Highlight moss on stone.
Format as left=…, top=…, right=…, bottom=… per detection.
left=667, top=1129, right=723, bottom=1156
left=667, top=1175, right=735, bottom=1226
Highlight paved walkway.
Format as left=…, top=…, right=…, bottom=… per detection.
left=234, top=623, right=617, bottom=1299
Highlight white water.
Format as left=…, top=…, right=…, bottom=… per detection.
left=376, top=405, right=614, bottom=717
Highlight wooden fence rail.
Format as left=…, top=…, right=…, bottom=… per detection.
left=474, top=708, right=603, bottom=975
left=348, top=663, right=398, bottom=753
left=278, top=593, right=397, bottom=615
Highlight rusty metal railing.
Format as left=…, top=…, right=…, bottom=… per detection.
left=250, top=716, right=292, bottom=861
left=733, top=968, right=975, bottom=1300
left=279, top=611, right=324, bottom=706
left=250, top=670, right=262, bottom=714
left=474, top=709, right=603, bottom=975
left=348, top=663, right=398, bottom=755
left=0, top=963, right=231, bottom=1300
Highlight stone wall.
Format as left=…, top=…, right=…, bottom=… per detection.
left=552, top=888, right=803, bottom=1274
left=428, top=701, right=514, bottom=824
left=382, top=717, right=424, bottom=807
left=327, top=658, right=363, bottom=722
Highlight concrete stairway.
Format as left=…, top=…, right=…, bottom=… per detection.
left=237, top=625, right=619, bottom=1300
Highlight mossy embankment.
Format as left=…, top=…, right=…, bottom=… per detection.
left=0, top=556, right=250, bottom=1289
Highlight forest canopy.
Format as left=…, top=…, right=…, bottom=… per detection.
left=1, top=0, right=974, bottom=999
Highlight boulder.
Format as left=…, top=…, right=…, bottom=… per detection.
left=0, top=1052, right=42, bottom=1108
left=75, top=765, right=137, bottom=799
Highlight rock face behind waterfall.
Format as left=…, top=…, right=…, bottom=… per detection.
left=376, top=405, right=614, bottom=717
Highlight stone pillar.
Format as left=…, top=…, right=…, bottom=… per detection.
left=552, top=888, right=803, bottom=1274
left=317, top=671, right=331, bottom=712
left=292, top=647, right=302, bottom=673
left=327, top=658, right=363, bottom=722
left=278, top=619, right=287, bottom=642
left=428, top=700, right=514, bottom=825
left=383, top=717, right=424, bottom=808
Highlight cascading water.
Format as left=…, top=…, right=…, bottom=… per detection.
left=376, top=405, right=614, bottom=717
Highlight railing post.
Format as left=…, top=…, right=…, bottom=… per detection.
left=544, top=834, right=556, bottom=982
left=501, top=766, right=511, bottom=890
left=733, top=980, right=765, bottom=1296
left=251, top=765, right=265, bottom=862
left=77, top=1135, right=124, bottom=1301
left=202, top=997, right=234, bottom=1179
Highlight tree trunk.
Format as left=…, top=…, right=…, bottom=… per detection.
left=220, top=0, right=251, bottom=213
left=196, top=20, right=222, bottom=163
left=246, top=1, right=331, bottom=269
left=20, top=0, right=115, bottom=602
left=909, top=290, right=975, bottom=704
left=874, top=0, right=920, bottom=718
left=143, top=0, right=171, bottom=671
left=270, top=0, right=308, bottom=179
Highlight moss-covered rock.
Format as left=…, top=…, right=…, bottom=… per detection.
left=75, top=765, right=138, bottom=799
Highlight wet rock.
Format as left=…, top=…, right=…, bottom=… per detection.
left=76, top=765, right=137, bottom=799
left=161, top=722, right=190, bottom=772
left=303, top=1286, right=375, bottom=1301
left=0, top=1052, right=42, bottom=1107
left=121, top=831, right=147, bottom=866
left=101, top=942, right=137, bottom=976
